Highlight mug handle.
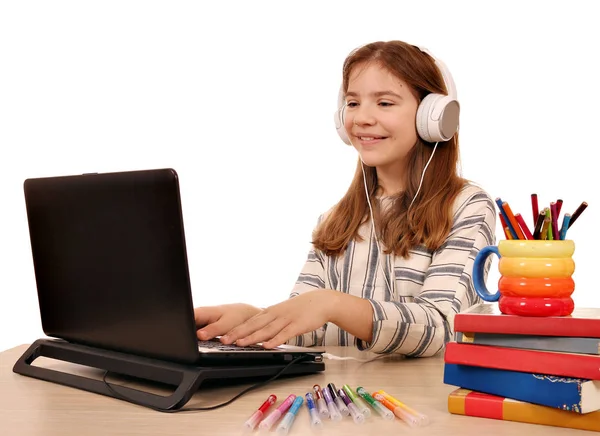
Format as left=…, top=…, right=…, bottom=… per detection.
left=473, top=246, right=501, bottom=302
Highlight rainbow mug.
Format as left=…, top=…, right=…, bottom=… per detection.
left=473, top=240, right=575, bottom=316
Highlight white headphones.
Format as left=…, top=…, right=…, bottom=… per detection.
left=334, top=46, right=460, bottom=145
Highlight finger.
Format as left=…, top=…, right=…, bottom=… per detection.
left=194, top=307, right=221, bottom=327
left=221, top=312, right=274, bottom=344
left=197, top=318, right=234, bottom=341
left=262, top=324, right=298, bottom=349
left=235, top=318, right=292, bottom=347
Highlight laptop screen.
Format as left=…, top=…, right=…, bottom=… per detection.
left=24, top=169, right=201, bottom=364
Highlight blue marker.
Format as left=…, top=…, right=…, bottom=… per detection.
left=560, top=213, right=571, bottom=240
left=276, top=396, right=303, bottom=435
left=305, top=392, right=324, bottom=429
left=495, top=197, right=519, bottom=239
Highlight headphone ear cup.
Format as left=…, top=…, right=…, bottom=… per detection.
left=335, top=111, right=351, bottom=145
left=416, top=93, right=442, bottom=143
left=416, top=94, right=460, bottom=143
left=334, top=86, right=352, bottom=145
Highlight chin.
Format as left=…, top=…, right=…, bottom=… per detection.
left=358, top=154, right=386, bottom=168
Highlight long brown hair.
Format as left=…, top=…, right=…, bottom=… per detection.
left=313, top=41, right=467, bottom=258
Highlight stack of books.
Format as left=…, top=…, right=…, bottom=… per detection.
left=443, top=303, right=600, bottom=432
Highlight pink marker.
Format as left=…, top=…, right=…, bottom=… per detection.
left=243, top=394, right=277, bottom=431
left=259, top=394, right=297, bottom=431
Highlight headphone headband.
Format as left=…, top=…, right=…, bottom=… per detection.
left=416, top=46, right=457, bottom=100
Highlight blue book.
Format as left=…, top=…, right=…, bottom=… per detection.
left=443, top=363, right=600, bottom=414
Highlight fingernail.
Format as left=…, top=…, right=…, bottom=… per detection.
left=221, top=335, right=230, bottom=343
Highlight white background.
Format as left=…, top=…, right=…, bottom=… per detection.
left=1, top=1, right=598, bottom=352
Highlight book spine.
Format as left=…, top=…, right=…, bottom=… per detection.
left=454, top=313, right=600, bottom=338
left=455, top=332, right=600, bottom=355
left=443, top=363, right=586, bottom=412
left=444, top=342, right=600, bottom=380
left=448, top=388, right=600, bottom=432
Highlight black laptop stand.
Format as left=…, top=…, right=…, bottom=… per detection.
left=13, top=338, right=325, bottom=411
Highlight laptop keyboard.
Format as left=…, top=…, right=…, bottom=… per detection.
left=198, top=340, right=271, bottom=352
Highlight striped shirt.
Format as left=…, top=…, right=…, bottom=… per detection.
left=287, top=183, right=496, bottom=357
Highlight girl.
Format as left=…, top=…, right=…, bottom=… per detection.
left=194, top=40, right=496, bottom=357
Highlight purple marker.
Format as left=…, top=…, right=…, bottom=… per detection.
left=327, top=383, right=349, bottom=416
left=338, top=389, right=364, bottom=424
left=322, top=383, right=342, bottom=421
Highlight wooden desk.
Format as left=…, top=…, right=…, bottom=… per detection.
left=0, top=344, right=592, bottom=435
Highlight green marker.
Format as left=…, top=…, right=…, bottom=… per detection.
left=342, top=384, right=371, bottom=418
left=356, top=387, right=394, bottom=420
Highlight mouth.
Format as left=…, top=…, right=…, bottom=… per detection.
left=355, top=135, right=388, bottom=145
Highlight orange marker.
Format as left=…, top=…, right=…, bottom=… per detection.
left=502, top=202, right=525, bottom=240
left=373, top=390, right=430, bottom=427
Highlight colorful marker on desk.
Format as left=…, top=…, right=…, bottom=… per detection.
left=312, top=385, right=329, bottom=418
left=259, top=394, right=295, bottom=431
left=243, top=394, right=277, bottom=431
left=276, top=396, right=303, bottom=435
left=327, top=383, right=349, bottom=416
left=372, top=393, right=419, bottom=427
left=374, top=390, right=430, bottom=427
left=342, top=384, right=371, bottom=418
left=337, top=388, right=364, bottom=424
left=321, top=382, right=342, bottom=421
left=305, top=392, right=324, bottom=430
left=356, top=387, right=394, bottom=420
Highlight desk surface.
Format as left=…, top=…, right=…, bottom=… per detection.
left=0, top=344, right=593, bottom=435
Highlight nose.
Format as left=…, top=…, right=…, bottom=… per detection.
left=351, top=104, right=376, bottom=126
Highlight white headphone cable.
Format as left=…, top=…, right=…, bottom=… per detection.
left=359, top=141, right=438, bottom=300
left=360, top=162, right=394, bottom=296
left=408, top=141, right=439, bottom=210
left=322, top=352, right=391, bottom=363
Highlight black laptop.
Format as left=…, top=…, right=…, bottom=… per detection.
left=22, top=168, right=325, bottom=366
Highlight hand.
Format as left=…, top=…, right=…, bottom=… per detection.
left=194, top=303, right=262, bottom=341
left=221, top=290, right=337, bottom=348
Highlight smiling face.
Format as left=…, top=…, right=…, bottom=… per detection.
left=343, top=62, right=420, bottom=174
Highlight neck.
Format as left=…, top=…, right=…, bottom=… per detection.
left=375, top=160, right=406, bottom=197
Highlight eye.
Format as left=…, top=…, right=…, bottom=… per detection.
left=379, top=101, right=394, bottom=107
left=346, top=101, right=358, bottom=108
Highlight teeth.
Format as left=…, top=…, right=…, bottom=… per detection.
left=360, top=137, right=376, bottom=140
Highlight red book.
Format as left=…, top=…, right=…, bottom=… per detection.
left=445, top=342, right=600, bottom=380
left=454, top=303, right=600, bottom=338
